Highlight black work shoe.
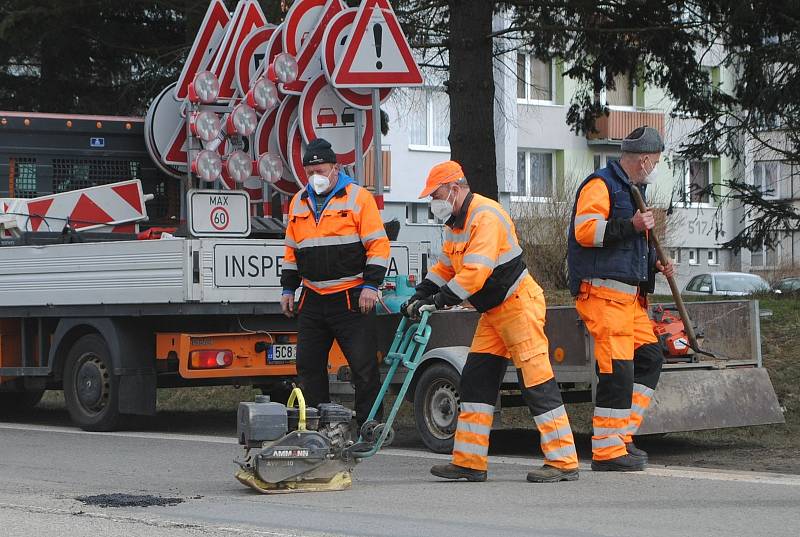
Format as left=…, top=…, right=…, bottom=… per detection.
left=430, top=463, right=487, bottom=482
left=526, top=464, right=579, bottom=483
left=625, top=442, right=648, bottom=461
left=591, top=454, right=646, bottom=472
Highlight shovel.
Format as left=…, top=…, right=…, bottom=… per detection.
left=629, top=186, right=714, bottom=358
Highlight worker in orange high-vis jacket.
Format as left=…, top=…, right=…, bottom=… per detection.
left=403, top=161, right=579, bottom=483
left=280, top=138, right=390, bottom=425
left=567, top=126, right=675, bottom=472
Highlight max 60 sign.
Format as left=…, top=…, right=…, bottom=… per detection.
left=188, top=190, right=252, bottom=237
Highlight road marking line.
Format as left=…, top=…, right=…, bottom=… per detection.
left=3, top=422, right=799, bottom=487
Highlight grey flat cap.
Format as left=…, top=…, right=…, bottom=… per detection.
left=621, top=126, right=664, bottom=153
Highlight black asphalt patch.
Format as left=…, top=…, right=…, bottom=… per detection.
left=76, top=493, right=184, bottom=508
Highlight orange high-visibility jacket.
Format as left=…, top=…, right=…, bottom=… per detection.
left=424, top=193, right=529, bottom=312
left=281, top=178, right=390, bottom=295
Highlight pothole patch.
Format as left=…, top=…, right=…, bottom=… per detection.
left=76, top=493, right=184, bottom=508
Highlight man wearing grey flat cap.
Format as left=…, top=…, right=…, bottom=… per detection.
left=567, top=126, right=674, bottom=472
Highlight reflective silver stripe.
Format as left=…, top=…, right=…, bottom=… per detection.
left=298, top=234, right=360, bottom=248
left=624, top=421, right=640, bottom=435
left=594, top=426, right=626, bottom=436
left=304, top=274, right=363, bottom=289
left=574, top=212, right=606, bottom=226
left=503, top=268, right=529, bottom=301
left=291, top=205, right=310, bottom=216
left=466, top=204, right=514, bottom=241
left=630, top=404, right=646, bottom=417
left=282, top=262, right=297, bottom=271
left=366, top=256, right=389, bottom=268
left=585, top=278, right=639, bottom=295
left=445, top=229, right=469, bottom=244
left=445, top=279, right=471, bottom=300
left=593, top=219, right=607, bottom=247
left=285, top=237, right=298, bottom=249
left=497, top=244, right=523, bottom=264
left=539, top=425, right=574, bottom=445
left=533, top=404, right=567, bottom=427
left=592, top=436, right=625, bottom=449
left=633, top=384, right=655, bottom=399
left=361, top=229, right=387, bottom=244
left=452, top=440, right=488, bottom=456
left=439, top=255, right=452, bottom=267
left=457, top=420, right=492, bottom=437
left=426, top=272, right=448, bottom=287
left=544, top=444, right=577, bottom=461
left=463, top=253, right=496, bottom=268
left=594, top=407, right=631, bottom=419
left=461, top=402, right=495, bottom=415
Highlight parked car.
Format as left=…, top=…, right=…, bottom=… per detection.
left=773, top=277, right=800, bottom=294
left=683, top=272, right=771, bottom=296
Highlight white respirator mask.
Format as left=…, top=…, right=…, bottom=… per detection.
left=643, top=160, right=658, bottom=184
left=430, top=187, right=456, bottom=220
left=309, top=171, right=332, bottom=195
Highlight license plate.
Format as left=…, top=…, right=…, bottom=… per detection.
left=268, top=344, right=296, bottom=363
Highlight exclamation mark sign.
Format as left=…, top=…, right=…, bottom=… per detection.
left=373, top=23, right=383, bottom=69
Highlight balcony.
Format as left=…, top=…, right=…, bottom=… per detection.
left=587, top=110, right=665, bottom=145
left=362, top=145, right=391, bottom=191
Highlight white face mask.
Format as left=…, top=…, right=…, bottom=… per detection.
left=310, top=171, right=332, bottom=195
left=430, top=188, right=455, bottom=220
left=643, top=161, right=658, bottom=184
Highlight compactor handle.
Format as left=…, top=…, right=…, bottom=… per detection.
left=286, top=387, right=307, bottom=431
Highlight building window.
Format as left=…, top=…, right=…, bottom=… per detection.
left=408, top=88, right=450, bottom=150
left=688, top=248, right=699, bottom=266
left=599, top=70, right=636, bottom=109
left=516, top=54, right=555, bottom=103
left=674, top=159, right=712, bottom=205
left=514, top=150, right=554, bottom=200
left=751, top=242, right=777, bottom=268
left=593, top=153, right=620, bottom=171
left=707, top=249, right=718, bottom=265
left=753, top=161, right=780, bottom=199
left=670, top=249, right=682, bottom=264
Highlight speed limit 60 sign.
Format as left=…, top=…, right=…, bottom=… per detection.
left=188, top=189, right=252, bottom=237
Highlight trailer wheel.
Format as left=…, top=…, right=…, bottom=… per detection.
left=63, top=334, right=121, bottom=431
left=0, top=389, right=45, bottom=415
left=413, top=363, right=460, bottom=454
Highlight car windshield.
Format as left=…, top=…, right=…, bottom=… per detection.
left=714, top=274, right=769, bottom=293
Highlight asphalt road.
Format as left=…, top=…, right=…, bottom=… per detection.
left=1, top=421, right=799, bottom=537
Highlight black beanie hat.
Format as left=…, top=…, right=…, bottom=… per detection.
left=303, top=138, right=337, bottom=165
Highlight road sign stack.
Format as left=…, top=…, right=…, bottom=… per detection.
left=144, top=0, right=423, bottom=217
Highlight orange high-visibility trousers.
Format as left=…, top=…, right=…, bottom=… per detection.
left=451, top=276, right=579, bottom=471
left=575, top=280, right=662, bottom=461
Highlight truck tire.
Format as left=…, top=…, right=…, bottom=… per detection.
left=0, top=389, right=45, bottom=415
left=413, top=363, right=461, bottom=454
left=63, top=334, right=122, bottom=431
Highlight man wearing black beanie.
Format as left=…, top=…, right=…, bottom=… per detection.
left=280, top=138, right=389, bottom=424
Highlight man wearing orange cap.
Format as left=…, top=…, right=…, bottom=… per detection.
left=403, top=160, right=579, bottom=483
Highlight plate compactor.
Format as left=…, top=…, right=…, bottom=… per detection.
left=234, top=310, right=434, bottom=494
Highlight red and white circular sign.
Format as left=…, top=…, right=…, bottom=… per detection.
left=276, top=95, right=300, bottom=165
left=321, top=8, right=392, bottom=109
left=288, top=119, right=309, bottom=187
left=144, top=82, right=184, bottom=179
left=253, top=106, right=300, bottom=195
left=210, top=206, right=230, bottom=230
left=298, top=74, right=373, bottom=165
left=235, top=26, right=276, bottom=95
left=282, top=0, right=327, bottom=57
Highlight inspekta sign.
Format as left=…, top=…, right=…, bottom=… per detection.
left=188, top=189, right=252, bottom=237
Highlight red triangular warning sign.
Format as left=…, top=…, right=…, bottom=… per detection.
left=174, top=0, right=231, bottom=100
left=163, top=126, right=188, bottom=167
left=331, top=0, right=423, bottom=88
left=70, top=194, right=114, bottom=230
left=212, top=0, right=266, bottom=100
left=111, top=182, right=144, bottom=214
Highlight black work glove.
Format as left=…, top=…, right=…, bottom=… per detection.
left=408, top=295, right=439, bottom=320
left=400, top=293, right=428, bottom=318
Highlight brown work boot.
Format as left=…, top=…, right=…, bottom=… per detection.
left=526, top=464, right=579, bottom=483
left=591, top=454, right=646, bottom=472
left=430, top=463, right=487, bottom=482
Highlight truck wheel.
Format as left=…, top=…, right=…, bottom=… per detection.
left=63, top=334, right=122, bottom=431
left=413, top=363, right=461, bottom=454
left=0, top=389, right=45, bottom=415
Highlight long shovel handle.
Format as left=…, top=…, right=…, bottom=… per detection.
left=629, top=187, right=702, bottom=352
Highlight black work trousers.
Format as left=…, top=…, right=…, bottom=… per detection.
left=295, top=287, right=381, bottom=425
